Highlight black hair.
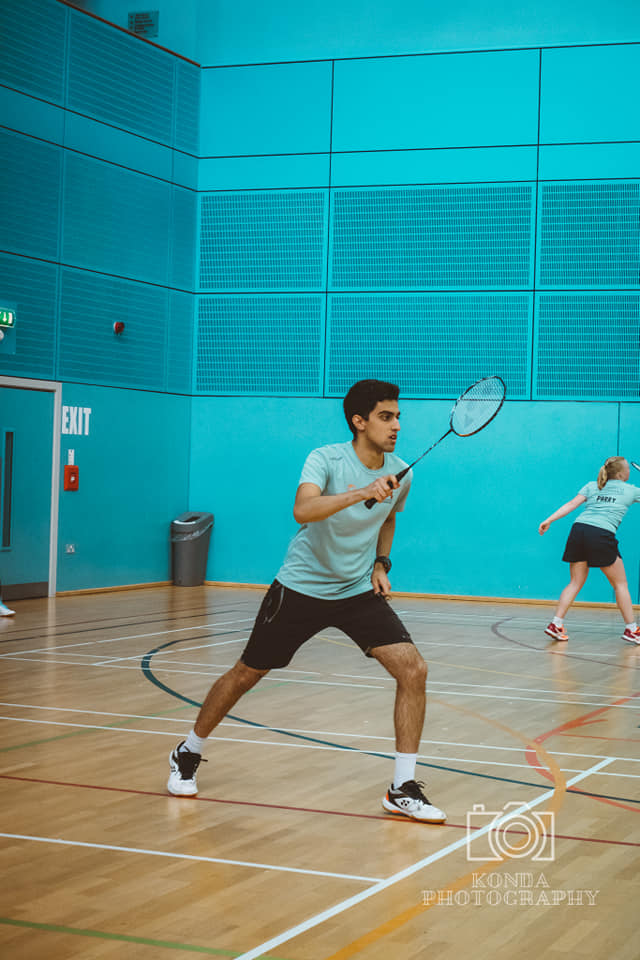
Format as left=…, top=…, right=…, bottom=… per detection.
left=343, top=380, right=400, bottom=437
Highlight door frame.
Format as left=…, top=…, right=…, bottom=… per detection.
left=0, top=376, right=62, bottom=597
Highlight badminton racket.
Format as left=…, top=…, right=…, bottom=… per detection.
left=365, top=375, right=506, bottom=509
left=631, top=461, right=640, bottom=474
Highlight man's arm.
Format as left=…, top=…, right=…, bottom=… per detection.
left=371, top=512, right=397, bottom=597
left=293, top=476, right=399, bottom=524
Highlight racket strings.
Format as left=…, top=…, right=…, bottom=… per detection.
left=451, top=378, right=505, bottom=437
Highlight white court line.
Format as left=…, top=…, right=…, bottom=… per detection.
left=4, top=703, right=639, bottom=764
left=3, top=717, right=635, bottom=776
left=0, top=659, right=388, bottom=688
left=335, top=672, right=630, bottom=700
left=412, top=638, right=626, bottom=658
left=2, top=654, right=639, bottom=706
left=94, top=639, right=247, bottom=665
left=0, top=617, right=255, bottom=657
left=0, top=834, right=380, bottom=883
left=230, top=758, right=614, bottom=960
left=396, top=611, right=624, bottom=629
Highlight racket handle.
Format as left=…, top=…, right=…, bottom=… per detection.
left=364, top=466, right=410, bottom=510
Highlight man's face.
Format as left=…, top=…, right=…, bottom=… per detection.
left=355, top=399, right=401, bottom=451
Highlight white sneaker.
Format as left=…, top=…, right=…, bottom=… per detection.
left=0, top=602, right=15, bottom=617
left=167, top=741, right=206, bottom=796
left=382, top=780, right=446, bottom=822
left=622, top=626, right=640, bottom=645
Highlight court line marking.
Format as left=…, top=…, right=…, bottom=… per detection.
left=4, top=702, right=640, bottom=763
left=0, top=833, right=381, bottom=884
left=3, top=654, right=640, bottom=706
left=94, top=641, right=248, bottom=664
left=335, top=672, right=630, bottom=699
left=0, top=658, right=387, bottom=688
left=0, top=618, right=255, bottom=656
left=396, top=611, right=629, bottom=630
left=2, top=716, right=635, bottom=776
left=0, top=916, right=284, bottom=957
left=228, top=759, right=613, bottom=960
left=4, top=772, right=639, bottom=837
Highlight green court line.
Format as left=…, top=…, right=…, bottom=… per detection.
left=0, top=918, right=291, bottom=958
left=0, top=704, right=194, bottom=753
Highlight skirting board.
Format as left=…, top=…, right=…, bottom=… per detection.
left=204, top=581, right=638, bottom=609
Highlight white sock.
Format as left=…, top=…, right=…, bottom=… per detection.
left=552, top=616, right=564, bottom=627
left=393, top=752, right=417, bottom=789
left=625, top=622, right=637, bottom=631
left=181, top=730, right=207, bottom=755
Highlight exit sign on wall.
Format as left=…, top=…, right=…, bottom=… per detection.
left=0, top=308, right=16, bottom=328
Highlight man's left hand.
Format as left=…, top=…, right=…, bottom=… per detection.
left=372, top=568, right=391, bottom=599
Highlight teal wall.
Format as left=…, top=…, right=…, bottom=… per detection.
left=190, top=397, right=640, bottom=602
left=57, top=385, right=191, bottom=591
left=0, top=0, right=198, bottom=393
left=1, top=0, right=639, bottom=598
left=195, top=0, right=640, bottom=65
left=55, top=0, right=640, bottom=65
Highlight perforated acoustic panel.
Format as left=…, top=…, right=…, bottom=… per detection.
left=539, top=182, right=640, bottom=287
left=170, top=187, right=197, bottom=291
left=167, top=291, right=194, bottom=394
left=199, top=192, right=327, bottom=290
left=196, top=296, right=324, bottom=394
left=174, top=61, right=200, bottom=155
left=331, top=185, right=533, bottom=289
left=0, top=130, right=61, bottom=261
left=0, top=254, right=58, bottom=379
left=536, top=294, right=640, bottom=399
left=326, top=294, right=531, bottom=397
left=68, top=12, right=174, bottom=144
left=59, top=270, right=168, bottom=391
left=64, top=153, right=171, bottom=285
left=0, top=0, right=66, bottom=103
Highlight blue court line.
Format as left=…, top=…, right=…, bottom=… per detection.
left=140, top=635, right=640, bottom=804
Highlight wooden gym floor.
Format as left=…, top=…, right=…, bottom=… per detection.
left=0, top=585, right=638, bottom=960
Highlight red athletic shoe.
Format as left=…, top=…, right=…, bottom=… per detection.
left=544, top=622, right=568, bottom=641
left=622, top=626, right=640, bottom=645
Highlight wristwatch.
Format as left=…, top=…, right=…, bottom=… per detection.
left=374, top=555, right=392, bottom=573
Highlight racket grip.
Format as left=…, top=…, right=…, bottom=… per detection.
left=364, top=467, right=410, bottom=510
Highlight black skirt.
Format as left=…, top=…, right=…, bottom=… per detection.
left=562, top=522, right=620, bottom=568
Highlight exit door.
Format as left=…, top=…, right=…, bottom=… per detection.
left=0, top=385, right=55, bottom=600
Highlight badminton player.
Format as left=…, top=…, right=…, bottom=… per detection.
left=167, top=379, right=446, bottom=822
left=539, top=456, right=640, bottom=644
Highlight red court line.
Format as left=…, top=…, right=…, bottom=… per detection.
left=560, top=733, right=640, bottom=743
left=1, top=774, right=639, bottom=848
left=525, top=692, right=640, bottom=813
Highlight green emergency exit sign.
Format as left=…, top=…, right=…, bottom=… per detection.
left=0, top=308, right=15, bottom=328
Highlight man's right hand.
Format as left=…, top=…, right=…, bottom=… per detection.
left=362, top=474, right=399, bottom=503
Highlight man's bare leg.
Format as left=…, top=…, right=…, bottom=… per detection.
left=168, top=660, right=268, bottom=795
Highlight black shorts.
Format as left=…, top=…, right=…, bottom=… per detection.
left=562, top=522, right=620, bottom=568
left=240, top=580, right=413, bottom=670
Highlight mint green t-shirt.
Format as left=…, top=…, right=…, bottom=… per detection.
left=576, top=479, right=640, bottom=534
left=276, top=441, right=412, bottom=599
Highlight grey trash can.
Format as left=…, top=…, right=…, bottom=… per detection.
left=171, top=512, right=214, bottom=586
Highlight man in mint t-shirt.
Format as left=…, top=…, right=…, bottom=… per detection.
left=167, top=380, right=446, bottom=823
